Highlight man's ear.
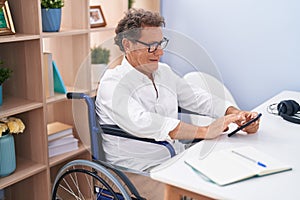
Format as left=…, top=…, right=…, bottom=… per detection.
left=122, top=38, right=130, bottom=52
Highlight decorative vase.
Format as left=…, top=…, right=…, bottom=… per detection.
left=41, top=8, right=62, bottom=32
left=0, top=134, right=16, bottom=177
left=0, top=85, right=2, bottom=106
left=91, top=64, right=106, bottom=89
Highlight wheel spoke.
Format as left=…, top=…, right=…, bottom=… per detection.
left=58, top=183, right=81, bottom=199
left=52, top=160, right=134, bottom=200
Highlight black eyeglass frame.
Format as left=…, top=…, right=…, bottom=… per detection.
left=134, top=37, right=169, bottom=53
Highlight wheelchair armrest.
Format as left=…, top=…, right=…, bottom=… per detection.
left=178, top=106, right=199, bottom=115
left=100, top=124, right=176, bottom=157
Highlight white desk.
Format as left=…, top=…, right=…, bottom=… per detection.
left=151, top=90, right=300, bottom=200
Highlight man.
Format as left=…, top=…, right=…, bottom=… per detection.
left=95, top=9, right=260, bottom=171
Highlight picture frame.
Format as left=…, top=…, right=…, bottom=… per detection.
left=90, top=5, right=106, bottom=28
left=0, top=0, right=15, bottom=36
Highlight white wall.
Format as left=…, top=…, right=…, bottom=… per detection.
left=161, top=0, right=300, bottom=110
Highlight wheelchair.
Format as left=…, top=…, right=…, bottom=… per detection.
left=51, top=68, right=236, bottom=199
left=51, top=92, right=179, bottom=200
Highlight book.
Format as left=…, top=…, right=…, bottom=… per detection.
left=185, top=146, right=292, bottom=186
left=48, top=136, right=78, bottom=157
left=47, top=122, right=73, bottom=142
left=52, top=60, right=67, bottom=94
left=43, top=52, right=54, bottom=97
left=48, top=134, right=75, bottom=146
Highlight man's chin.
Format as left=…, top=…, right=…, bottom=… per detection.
left=136, top=63, right=159, bottom=74
left=148, top=62, right=159, bottom=70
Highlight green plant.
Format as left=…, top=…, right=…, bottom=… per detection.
left=0, top=61, right=13, bottom=85
left=128, top=0, right=135, bottom=9
left=91, top=46, right=110, bottom=64
left=41, top=0, right=64, bottom=9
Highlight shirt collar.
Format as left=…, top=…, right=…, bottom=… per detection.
left=121, top=57, right=160, bottom=82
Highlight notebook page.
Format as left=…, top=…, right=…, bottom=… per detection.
left=185, top=149, right=255, bottom=186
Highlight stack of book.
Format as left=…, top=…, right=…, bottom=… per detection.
left=47, top=122, right=78, bottom=158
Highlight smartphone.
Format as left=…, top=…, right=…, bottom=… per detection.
left=228, top=113, right=262, bottom=137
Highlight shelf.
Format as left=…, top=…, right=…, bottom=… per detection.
left=46, top=86, right=90, bottom=104
left=46, top=93, right=67, bottom=104
left=41, top=28, right=89, bottom=38
left=0, top=157, right=47, bottom=189
left=0, top=96, right=43, bottom=118
left=90, top=26, right=116, bottom=33
left=49, top=143, right=90, bottom=167
left=0, top=34, right=40, bottom=44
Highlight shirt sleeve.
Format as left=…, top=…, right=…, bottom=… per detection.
left=172, top=70, right=234, bottom=118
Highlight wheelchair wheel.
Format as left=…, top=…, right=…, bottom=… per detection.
left=52, top=159, right=143, bottom=200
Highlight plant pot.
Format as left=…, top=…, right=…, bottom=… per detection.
left=91, top=64, right=107, bottom=89
left=0, top=134, right=16, bottom=177
left=41, top=8, right=62, bottom=32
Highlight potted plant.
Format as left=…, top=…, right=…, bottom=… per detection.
left=91, top=46, right=110, bottom=88
left=0, top=116, right=25, bottom=177
left=91, top=46, right=110, bottom=65
left=41, top=0, right=64, bottom=32
left=0, top=60, right=13, bottom=106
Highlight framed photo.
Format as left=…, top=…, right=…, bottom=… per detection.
left=0, top=0, right=15, bottom=36
left=90, top=5, right=106, bottom=28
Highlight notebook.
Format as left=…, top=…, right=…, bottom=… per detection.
left=185, top=146, right=292, bottom=186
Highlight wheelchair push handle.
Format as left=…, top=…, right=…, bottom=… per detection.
left=66, top=92, right=86, bottom=99
left=66, top=92, right=96, bottom=115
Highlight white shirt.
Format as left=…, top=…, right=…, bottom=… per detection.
left=95, top=57, right=232, bottom=171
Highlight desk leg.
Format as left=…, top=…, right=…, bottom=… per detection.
left=164, top=184, right=214, bottom=200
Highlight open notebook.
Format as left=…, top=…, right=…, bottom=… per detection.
left=185, top=146, right=292, bottom=186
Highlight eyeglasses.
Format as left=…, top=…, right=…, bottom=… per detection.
left=134, top=37, right=169, bottom=53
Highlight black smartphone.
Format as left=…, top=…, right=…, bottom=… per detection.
left=228, top=113, right=262, bottom=137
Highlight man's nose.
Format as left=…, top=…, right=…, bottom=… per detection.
left=154, top=47, right=164, bottom=56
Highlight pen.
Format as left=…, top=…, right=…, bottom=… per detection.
left=232, top=150, right=267, bottom=168
left=228, top=113, right=262, bottom=137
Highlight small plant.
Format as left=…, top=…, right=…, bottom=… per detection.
left=128, top=0, right=135, bottom=9
left=0, top=60, right=13, bottom=85
left=41, top=0, right=64, bottom=9
left=91, top=46, right=110, bottom=64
